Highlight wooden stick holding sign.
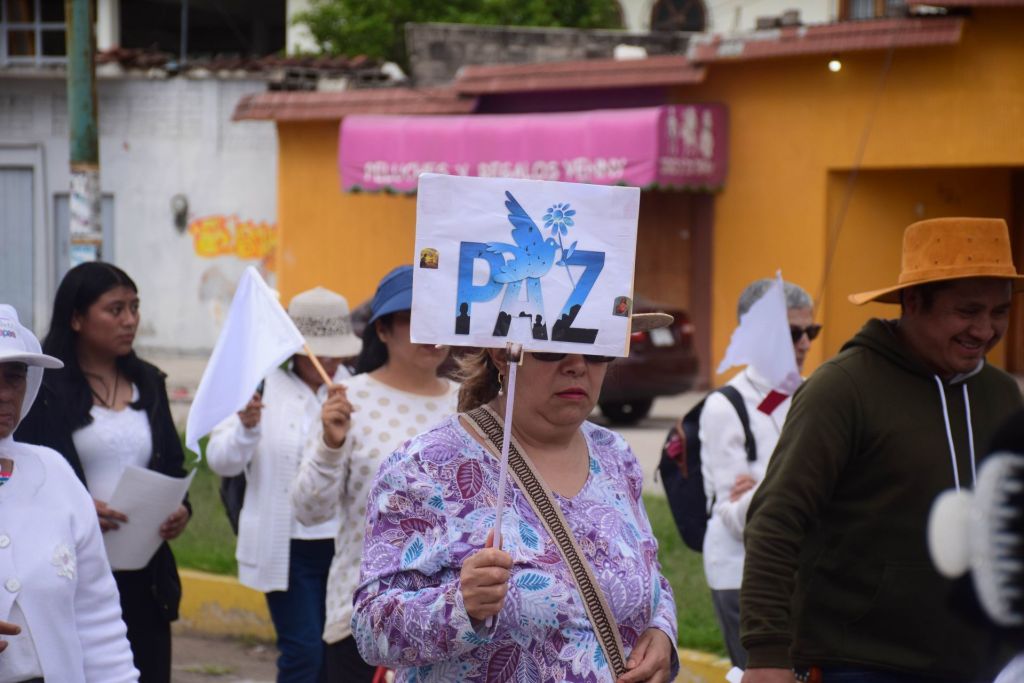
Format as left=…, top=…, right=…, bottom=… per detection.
left=302, top=343, right=335, bottom=387
left=487, top=342, right=523, bottom=628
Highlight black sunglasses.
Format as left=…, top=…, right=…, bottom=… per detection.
left=790, top=324, right=822, bottom=343
left=529, top=352, right=616, bottom=364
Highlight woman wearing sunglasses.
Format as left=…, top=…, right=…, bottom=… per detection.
left=290, top=266, right=458, bottom=682
left=698, top=278, right=817, bottom=669
left=349, top=315, right=680, bottom=683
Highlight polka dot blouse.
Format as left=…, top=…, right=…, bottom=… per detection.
left=290, top=373, right=459, bottom=644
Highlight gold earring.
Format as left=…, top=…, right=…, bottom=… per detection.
left=497, top=373, right=505, bottom=396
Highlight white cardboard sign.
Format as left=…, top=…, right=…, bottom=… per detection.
left=411, top=173, right=640, bottom=357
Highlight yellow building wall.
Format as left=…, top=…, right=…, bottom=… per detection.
left=674, top=8, right=1024, bottom=380
left=276, top=121, right=418, bottom=307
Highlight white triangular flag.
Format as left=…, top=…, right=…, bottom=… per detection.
left=185, top=267, right=304, bottom=454
left=717, top=271, right=801, bottom=395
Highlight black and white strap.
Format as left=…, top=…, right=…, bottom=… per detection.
left=464, top=405, right=628, bottom=677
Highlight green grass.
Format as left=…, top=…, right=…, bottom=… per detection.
left=170, top=434, right=724, bottom=655
left=171, top=438, right=238, bottom=576
left=644, top=493, right=726, bottom=655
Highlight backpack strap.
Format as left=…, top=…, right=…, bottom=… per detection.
left=717, top=385, right=757, bottom=463
left=463, top=405, right=629, bottom=677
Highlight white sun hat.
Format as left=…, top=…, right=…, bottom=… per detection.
left=0, top=304, right=63, bottom=421
left=287, top=287, right=362, bottom=359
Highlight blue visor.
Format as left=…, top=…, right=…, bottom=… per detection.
left=368, top=265, right=414, bottom=325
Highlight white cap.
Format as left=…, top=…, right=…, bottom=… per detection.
left=0, top=305, right=62, bottom=369
left=0, top=304, right=63, bottom=422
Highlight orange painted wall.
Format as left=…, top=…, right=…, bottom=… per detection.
left=276, top=121, right=418, bottom=308
left=672, top=8, right=1024, bottom=381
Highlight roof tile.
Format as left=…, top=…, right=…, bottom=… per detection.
left=906, top=0, right=1024, bottom=5
left=232, top=87, right=477, bottom=121
left=454, top=55, right=705, bottom=95
left=687, top=16, right=964, bottom=63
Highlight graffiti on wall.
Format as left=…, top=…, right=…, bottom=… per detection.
left=188, top=215, right=278, bottom=269
left=188, top=214, right=279, bottom=331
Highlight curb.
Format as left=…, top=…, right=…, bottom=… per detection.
left=177, top=570, right=732, bottom=681
left=176, top=569, right=274, bottom=641
left=677, top=649, right=733, bottom=682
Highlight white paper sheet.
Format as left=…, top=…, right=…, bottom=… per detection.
left=103, top=465, right=196, bottom=571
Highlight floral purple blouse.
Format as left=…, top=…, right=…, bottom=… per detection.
left=352, top=414, right=678, bottom=683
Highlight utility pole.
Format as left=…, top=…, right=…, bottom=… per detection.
left=65, top=0, right=102, bottom=264
left=180, top=0, right=189, bottom=68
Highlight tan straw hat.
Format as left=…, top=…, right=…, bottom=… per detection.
left=631, top=312, right=674, bottom=332
left=849, top=217, right=1024, bottom=305
left=288, top=287, right=362, bottom=358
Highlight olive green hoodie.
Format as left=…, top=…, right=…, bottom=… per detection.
left=740, top=318, right=1023, bottom=678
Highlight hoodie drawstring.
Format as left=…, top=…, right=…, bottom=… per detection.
left=962, top=384, right=977, bottom=484
left=933, top=375, right=977, bottom=492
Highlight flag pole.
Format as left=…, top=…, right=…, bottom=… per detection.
left=487, top=341, right=523, bottom=628
left=303, top=343, right=335, bottom=387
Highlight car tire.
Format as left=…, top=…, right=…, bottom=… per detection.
left=599, top=399, right=653, bottom=425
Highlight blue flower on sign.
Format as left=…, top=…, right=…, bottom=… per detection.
left=543, top=203, right=575, bottom=236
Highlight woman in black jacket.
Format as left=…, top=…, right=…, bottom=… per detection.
left=17, top=261, right=191, bottom=683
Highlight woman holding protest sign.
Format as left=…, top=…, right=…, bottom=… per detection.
left=349, top=315, right=679, bottom=683
left=291, top=265, right=458, bottom=682
left=16, top=262, right=189, bottom=683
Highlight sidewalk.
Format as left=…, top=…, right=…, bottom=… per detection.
left=172, top=631, right=275, bottom=683
left=142, top=350, right=207, bottom=430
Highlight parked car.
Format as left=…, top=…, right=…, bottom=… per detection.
left=597, top=297, right=699, bottom=424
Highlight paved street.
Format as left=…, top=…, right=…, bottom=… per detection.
left=172, top=631, right=276, bottom=683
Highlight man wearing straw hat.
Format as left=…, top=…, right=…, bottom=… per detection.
left=740, top=217, right=1024, bottom=683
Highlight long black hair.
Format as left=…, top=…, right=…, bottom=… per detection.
left=353, top=313, right=395, bottom=374
left=42, top=261, right=154, bottom=426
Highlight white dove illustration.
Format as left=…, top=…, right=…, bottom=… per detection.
left=486, top=191, right=560, bottom=283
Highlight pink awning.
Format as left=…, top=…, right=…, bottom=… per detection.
left=338, top=104, right=728, bottom=193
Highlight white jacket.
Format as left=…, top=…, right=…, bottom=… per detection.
left=291, top=374, right=459, bottom=643
left=0, top=437, right=138, bottom=683
left=207, top=366, right=345, bottom=593
left=698, top=368, right=792, bottom=590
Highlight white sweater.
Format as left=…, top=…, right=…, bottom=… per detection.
left=291, top=374, right=459, bottom=643
left=698, top=368, right=792, bottom=590
left=0, top=436, right=138, bottom=683
left=207, top=366, right=346, bottom=593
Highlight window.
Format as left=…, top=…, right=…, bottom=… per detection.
left=651, top=0, right=707, bottom=32
left=121, top=0, right=286, bottom=58
left=1, top=0, right=66, bottom=67
left=841, top=0, right=907, bottom=20
left=848, top=0, right=875, bottom=20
